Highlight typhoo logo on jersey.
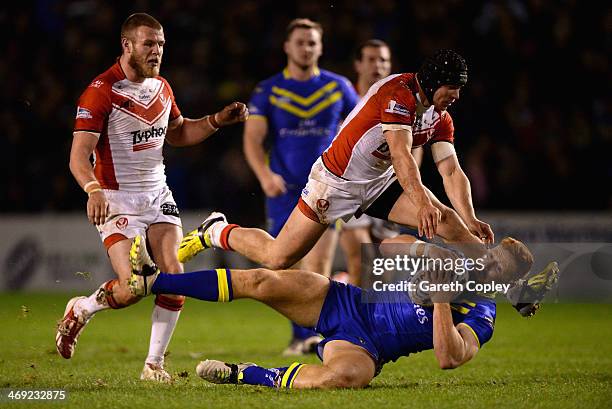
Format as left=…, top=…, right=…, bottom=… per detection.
left=131, top=125, right=167, bottom=151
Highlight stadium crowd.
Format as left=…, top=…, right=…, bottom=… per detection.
left=2, top=0, right=610, bottom=223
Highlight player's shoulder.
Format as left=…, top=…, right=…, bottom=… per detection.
left=84, top=62, right=124, bottom=94
left=375, top=73, right=418, bottom=109
left=378, top=73, right=417, bottom=93
left=440, top=109, right=453, bottom=121
left=155, top=74, right=172, bottom=88
left=257, top=72, right=286, bottom=90
left=471, top=296, right=497, bottom=316
left=319, top=69, right=352, bottom=86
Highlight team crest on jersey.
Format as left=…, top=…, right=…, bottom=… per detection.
left=384, top=100, right=411, bottom=117
left=76, top=106, right=93, bottom=119
left=89, top=80, right=104, bottom=88
left=115, top=217, right=128, bottom=230
left=316, top=199, right=330, bottom=214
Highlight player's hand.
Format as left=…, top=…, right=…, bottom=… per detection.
left=260, top=172, right=287, bottom=197
left=87, top=190, right=109, bottom=225
left=467, top=218, right=494, bottom=245
left=215, top=102, right=249, bottom=126
left=417, top=203, right=441, bottom=240
left=424, top=267, right=456, bottom=303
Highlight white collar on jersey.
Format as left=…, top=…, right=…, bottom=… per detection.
left=415, top=93, right=436, bottom=124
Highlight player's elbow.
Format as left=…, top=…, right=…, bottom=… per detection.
left=164, top=132, right=183, bottom=147
left=164, top=124, right=187, bottom=147
left=437, top=358, right=461, bottom=370
left=435, top=351, right=464, bottom=370
left=68, top=158, right=77, bottom=176
left=68, top=156, right=86, bottom=179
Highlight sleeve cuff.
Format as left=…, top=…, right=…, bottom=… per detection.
left=381, top=123, right=411, bottom=132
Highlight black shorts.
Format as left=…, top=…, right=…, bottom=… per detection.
left=356, top=180, right=404, bottom=221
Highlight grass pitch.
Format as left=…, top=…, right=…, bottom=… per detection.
left=0, top=293, right=611, bottom=409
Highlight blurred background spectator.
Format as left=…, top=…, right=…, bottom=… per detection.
left=1, top=0, right=610, bottom=226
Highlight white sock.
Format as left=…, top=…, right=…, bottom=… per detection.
left=74, top=282, right=113, bottom=318
left=208, top=220, right=229, bottom=248
left=145, top=304, right=181, bottom=366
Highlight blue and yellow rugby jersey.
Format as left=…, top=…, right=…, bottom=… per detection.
left=362, top=290, right=496, bottom=364
left=248, top=67, right=359, bottom=187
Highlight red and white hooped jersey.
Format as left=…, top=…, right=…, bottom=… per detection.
left=74, top=62, right=181, bottom=191
left=322, top=73, right=454, bottom=182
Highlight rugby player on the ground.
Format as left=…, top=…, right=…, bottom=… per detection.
left=128, top=234, right=557, bottom=389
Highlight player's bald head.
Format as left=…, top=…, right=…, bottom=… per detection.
left=496, top=237, right=534, bottom=282
left=121, top=13, right=163, bottom=40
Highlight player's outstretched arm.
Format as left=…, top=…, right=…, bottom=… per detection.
left=386, top=128, right=441, bottom=239
left=435, top=151, right=493, bottom=244
left=432, top=302, right=480, bottom=369
left=165, top=102, right=248, bottom=147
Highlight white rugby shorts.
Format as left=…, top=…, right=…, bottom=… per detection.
left=96, top=186, right=181, bottom=249
left=299, top=158, right=396, bottom=225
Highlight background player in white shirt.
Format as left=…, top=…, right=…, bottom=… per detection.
left=56, top=13, right=248, bottom=382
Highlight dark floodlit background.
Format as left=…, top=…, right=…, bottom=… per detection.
left=2, top=1, right=611, bottom=226
left=2, top=7, right=612, bottom=405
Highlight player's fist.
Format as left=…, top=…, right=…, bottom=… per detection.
left=424, top=267, right=457, bottom=303
left=215, top=102, right=249, bottom=126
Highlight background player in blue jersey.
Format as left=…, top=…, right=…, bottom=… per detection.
left=242, top=18, right=359, bottom=355
left=129, top=234, right=556, bottom=389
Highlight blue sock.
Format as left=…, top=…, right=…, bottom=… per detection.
left=291, top=321, right=318, bottom=340
left=240, top=366, right=284, bottom=388
left=240, top=363, right=305, bottom=388
left=151, top=269, right=233, bottom=302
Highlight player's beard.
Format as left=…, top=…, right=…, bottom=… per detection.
left=289, top=55, right=315, bottom=72
left=128, top=52, right=160, bottom=78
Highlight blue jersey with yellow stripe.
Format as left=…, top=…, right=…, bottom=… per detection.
left=362, top=290, right=496, bottom=364
left=248, top=68, right=358, bottom=187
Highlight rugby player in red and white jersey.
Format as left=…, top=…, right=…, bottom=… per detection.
left=56, top=13, right=248, bottom=382
left=178, top=49, right=492, bottom=274
left=337, top=39, right=408, bottom=286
